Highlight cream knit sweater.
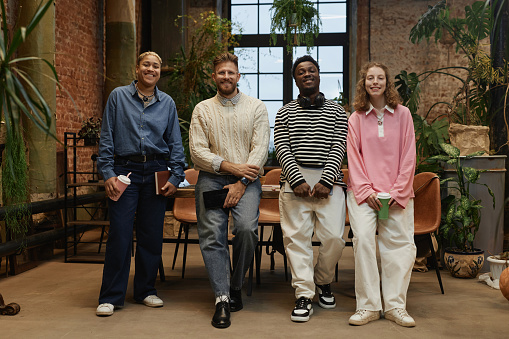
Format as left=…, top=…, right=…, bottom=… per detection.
left=189, top=93, right=270, bottom=175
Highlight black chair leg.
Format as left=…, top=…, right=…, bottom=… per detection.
left=247, top=250, right=255, bottom=296
left=256, top=226, right=265, bottom=285
left=283, top=252, right=288, bottom=281
left=182, top=224, right=189, bottom=279
left=335, top=263, right=338, bottom=282
left=427, top=234, right=444, bottom=294
left=172, top=223, right=184, bottom=270
left=98, top=225, right=106, bottom=253
left=159, top=257, right=166, bottom=282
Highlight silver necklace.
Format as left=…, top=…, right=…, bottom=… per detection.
left=135, top=83, right=155, bottom=102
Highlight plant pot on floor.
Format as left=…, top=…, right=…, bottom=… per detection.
left=444, top=248, right=484, bottom=278
left=487, top=256, right=509, bottom=281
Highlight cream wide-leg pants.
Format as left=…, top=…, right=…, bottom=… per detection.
left=279, top=185, right=346, bottom=299
left=347, top=191, right=416, bottom=312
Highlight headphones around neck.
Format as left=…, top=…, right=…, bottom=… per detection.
left=298, top=92, right=325, bottom=108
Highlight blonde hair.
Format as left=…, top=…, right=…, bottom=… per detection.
left=353, top=62, right=401, bottom=112
left=137, top=51, right=162, bottom=65
left=213, top=52, right=238, bottom=70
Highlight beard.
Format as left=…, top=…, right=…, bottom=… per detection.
left=216, top=80, right=238, bottom=97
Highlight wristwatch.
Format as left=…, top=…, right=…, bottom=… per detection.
left=240, top=177, right=250, bottom=186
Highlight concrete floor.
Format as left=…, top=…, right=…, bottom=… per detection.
left=1, top=231, right=509, bottom=339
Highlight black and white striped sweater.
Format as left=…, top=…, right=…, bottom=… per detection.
left=274, top=99, right=348, bottom=189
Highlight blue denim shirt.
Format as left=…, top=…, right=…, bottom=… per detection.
left=97, top=81, right=186, bottom=188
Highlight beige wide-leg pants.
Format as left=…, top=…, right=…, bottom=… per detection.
left=347, top=191, right=416, bottom=312
left=279, top=185, right=346, bottom=299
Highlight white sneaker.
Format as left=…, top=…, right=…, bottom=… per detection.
left=349, top=309, right=380, bottom=325
left=385, top=308, right=416, bottom=327
left=96, top=303, right=114, bottom=316
left=143, top=295, right=164, bottom=308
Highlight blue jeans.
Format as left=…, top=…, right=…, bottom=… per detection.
left=99, top=159, right=168, bottom=306
left=195, top=171, right=261, bottom=297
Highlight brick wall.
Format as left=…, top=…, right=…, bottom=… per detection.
left=366, top=0, right=474, bottom=120
left=54, top=0, right=104, bottom=182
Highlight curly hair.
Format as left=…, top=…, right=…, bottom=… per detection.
left=353, top=62, right=401, bottom=112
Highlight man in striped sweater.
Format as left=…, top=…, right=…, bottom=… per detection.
left=274, top=55, right=348, bottom=322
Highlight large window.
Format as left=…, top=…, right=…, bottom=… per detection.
left=229, top=1, right=349, bottom=146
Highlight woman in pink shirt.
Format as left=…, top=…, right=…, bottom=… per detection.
left=346, top=62, right=417, bottom=327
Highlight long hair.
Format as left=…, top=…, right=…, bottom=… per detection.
left=353, top=62, right=401, bottom=112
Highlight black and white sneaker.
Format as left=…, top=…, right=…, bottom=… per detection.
left=291, top=297, right=313, bottom=322
left=316, top=284, right=336, bottom=309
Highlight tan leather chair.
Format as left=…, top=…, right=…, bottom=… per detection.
left=171, top=168, right=199, bottom=278
left=413, top=172, right=444, bottom=294
left=257, top=168, right=287, bottom=284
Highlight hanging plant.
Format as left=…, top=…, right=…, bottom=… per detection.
left=270, top=0, right=321, bottom=54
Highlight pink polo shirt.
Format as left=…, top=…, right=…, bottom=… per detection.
left=347, top=104, right=416, bottom=208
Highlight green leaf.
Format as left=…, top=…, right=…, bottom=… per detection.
left=465, top=1, right=492, bottom=42
left=460, top=196, right=471, bottom=210
left=446, top=204, right=455, bottom=223
left=440, top=143, right=460, bottom=157
left=463, top=166, right=481, bottom=183
left=465, top=150, right=486, bottom=158
left=409, top=0, right=448, bottom=44
left=428, top=155, right=450, bottom=162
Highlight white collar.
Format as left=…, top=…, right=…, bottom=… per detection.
left=366, top=103, right=395, bottom=115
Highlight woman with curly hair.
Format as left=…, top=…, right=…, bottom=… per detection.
left=346, top=62, right=417, bottom=327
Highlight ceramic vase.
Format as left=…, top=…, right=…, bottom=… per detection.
left=444, top=248, right=484, bottom=278
left=487, top=256, right=509, bottom=281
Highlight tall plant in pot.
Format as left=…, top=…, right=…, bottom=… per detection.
left=408, top=0, right=509, bottom=155
left=0, top=0, right=59, bottom=315
left=429, top=143, right=495, bottom=278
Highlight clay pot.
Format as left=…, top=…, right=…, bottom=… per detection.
left=444, top=248, right=484, bottom=278
left=500, top=267, right=509, bottom=301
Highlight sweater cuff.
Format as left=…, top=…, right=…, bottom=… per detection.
left=318, top=179, right=333, bottom=190
left=212, top=155, right=224, bottom=174
left=290, top=178, right=306, bottom=190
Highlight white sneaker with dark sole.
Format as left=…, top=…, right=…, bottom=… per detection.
left=291, top=297, right=313, bottom=322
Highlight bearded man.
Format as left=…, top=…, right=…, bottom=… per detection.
left=189, top=52, right=270, bottom=329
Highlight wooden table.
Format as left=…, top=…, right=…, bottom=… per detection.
left=173, top=186, right=280, bottom=199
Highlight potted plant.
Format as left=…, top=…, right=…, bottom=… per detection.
left=429, top=143, right=495, bottom=278
left=408, top=0, right=509, bottom=155
left=269, top=0, right=321, bottom=54
left=78, top=117, right=102, bottom=146
left=487, top=251, right=509, bottom=281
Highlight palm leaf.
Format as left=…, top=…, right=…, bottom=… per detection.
left=409, top=0, right=447, bottom=44
left=465, top=1, right=492, bottom=42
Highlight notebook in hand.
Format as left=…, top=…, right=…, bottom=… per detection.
left=203, top=188, right=229, bottom=209
left=155, top=170, right=171, bottom=195
left=284, top=165, right=333, bottom=195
